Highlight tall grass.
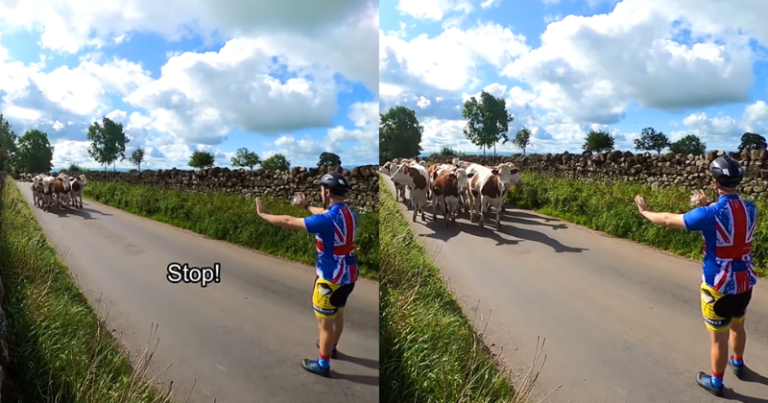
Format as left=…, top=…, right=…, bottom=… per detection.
left=0, top=174, right=173, bottom=402
left=84, top=182, right=379, bottom=279
left=380, top=177, right=549, bottom=403
left=506, top=173, right=768, bottom=277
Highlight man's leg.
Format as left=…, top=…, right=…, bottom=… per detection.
left=729, top=317, right=747, bottom=378
left=697, top=284, right=730, bottom=396
left=302, top=278, right=340, bottom=377
left=332, top=309, right=345, bottom=351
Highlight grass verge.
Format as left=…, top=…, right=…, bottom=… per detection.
left=83, top=181, right=379, bottom=280
left=506, top=173, right=768, bottom=277
left=379, top=177, right=546, bottom=403
left=0, top=174, right=172, bottom=402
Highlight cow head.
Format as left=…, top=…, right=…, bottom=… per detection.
left=79, top=174, right=87, bottom=185
left=454, top=168, right=470, bottom=195
left=418, top=160, right=427, bottom=168
left=496, top=162, right=522, bottom=192
left=42, top=177, right=53, bottom=194
left=58, top=173, right=71, bottom=190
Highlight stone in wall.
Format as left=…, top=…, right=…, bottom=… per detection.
left=427, top=149, right=768, bottom=199
left=74, top=165, right=380, bottom=212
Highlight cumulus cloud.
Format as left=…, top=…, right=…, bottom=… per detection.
left=381, top=0, right=768, bottom=155
left=0, top=0, right=378, bottom=169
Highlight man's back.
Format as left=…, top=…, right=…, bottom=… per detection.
left=684, top=194, right=759, bottom=294
left=304, top=203, right=359, bottom=285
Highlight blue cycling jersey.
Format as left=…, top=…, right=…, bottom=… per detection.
left=303, top=203, right=359, bottom=284
left=683, top=194, right=759, bottom=295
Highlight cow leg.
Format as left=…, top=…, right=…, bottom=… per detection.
left=495, top=202, right=502, bottom=231
left=478, top=196, right=489, bottom=229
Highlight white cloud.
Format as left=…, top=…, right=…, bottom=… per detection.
left=380, top=21, right=529, bottom=93
left=0, top=0, right=378, bottom=168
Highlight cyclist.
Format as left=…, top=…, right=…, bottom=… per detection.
left=254, top=172, right=358, bottom=377
left=633, top=155, right=757, bottom=397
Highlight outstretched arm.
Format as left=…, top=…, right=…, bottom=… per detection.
left=634, top=195, right=689, bottom=230
left=259, top=213, right=308, bottom=232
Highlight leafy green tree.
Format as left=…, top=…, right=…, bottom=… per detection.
left=0, top=113, right=18, bottom=172
left=231, top=147, right=261, bottom=170
left=738, top=132, right=767, bottom=152
left=261, top=153, right=291, bottom=171
left=130, top=148, right=146, bottom=171
left=583, top=130, right=615, bottom=153
left=188, top=150, right=216, bottom=169
left=87, top=117, right=129, bottom=171
left=462, top=90, right=513, bottom=156
left=513, top=127, right=532, bottom=156
left=670, top=134, right=706, bottom=156
left=379, top=106, right=423, bottom=164
left=317, top=152, right=342, bottom=168
left=633, top=127, right=671, bottom=155
left=15, top=129, right=54, bottom=173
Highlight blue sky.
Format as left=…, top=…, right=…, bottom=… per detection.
left=0, top=0, right=378, bottom=170
left=380, top=0, right=768, bottom=155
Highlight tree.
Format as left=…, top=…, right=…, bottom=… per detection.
left=634, top=127, right=671, bottom=155
left=738, top=132, right=767, bottom=152
left=0, top=113, right=18, bottom=172
left=513, top=127, right=532, bottom=156
left=583, top=130, right=615, bottom=153
left=670, top=134, right=706, bottom=156
left=379, top=106, right=423, bottom=164
left=261, top=154, right=290, bottom=171
left=188, top=150, right=215, bottom=169
left=317, top=152, right=342, bottom=168
left=231, top=147, right=261, bottom=170
left=87, top=117, right=129, bottom=171
left=462, top=91, right=514, bottom=156
left=130, top=148, right=146, bottom=171
left=15, top=129, right=54, bottom=173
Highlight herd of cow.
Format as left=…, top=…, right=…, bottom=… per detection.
left=380, top=158, right=523, bottom=230
left=19, top=172, right=88, bottom=212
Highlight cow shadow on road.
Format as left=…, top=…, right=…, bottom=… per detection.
left=50, top=207, right=96, bottom=220
left=81, top=206, right=112, bottom=216
left=421, top=215, right=522, bottom=247
left=497, top=215, right=587, bottom=253
left=500, top=210, right=568, bottom=230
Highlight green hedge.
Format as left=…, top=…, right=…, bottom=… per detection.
left=84, top=182, right=379, bottom=279
left=379, top=178, right=515, bottom=403
left=0, top=175, right=170, bottom=402
left=505, top=173, right=768, bottom=277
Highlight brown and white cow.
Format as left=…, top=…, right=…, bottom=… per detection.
left=31, top=175, right=44, bottom=207
left=467, top=164, right=518, bottom=230
left=69, top=174, right=87, bottom=209
left=52, top=173, right=71, bottom=210
left=496, top=162, right=522, bottom=212
left=391, top=162, right=430, bottom=222
left=430, top=168, right=463, bottom=226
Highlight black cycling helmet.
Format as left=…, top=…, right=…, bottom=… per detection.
left=320, top=172, right=351, bottom=196
left=709, top=155, right=744, bottom=188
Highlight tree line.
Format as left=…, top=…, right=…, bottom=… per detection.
left=378, top=91, right=768, bottom=163
left=0, top=113, right=347, bottom=175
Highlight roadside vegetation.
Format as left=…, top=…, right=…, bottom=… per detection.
left=84, top=182, right=379, bottom=279
left=0, top=174, right=172, bottom=402
left=505, top=173, right=768, bottom=277
left=380, top=178, right=545, bottom=403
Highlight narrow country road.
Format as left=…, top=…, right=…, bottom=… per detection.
left=14, top=181, right=379, bottom=403
left=382, top=175, right=768, bottom=403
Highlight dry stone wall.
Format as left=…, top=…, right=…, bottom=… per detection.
left=427, top=150, right=768, bottom=199
left=78, top=165, right=380, bottom=212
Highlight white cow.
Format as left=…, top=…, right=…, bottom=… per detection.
left=31, top=175, right=43, bottom=207
left=69, top=174, right=87, bottom=209
left=391, top=162, right=430, bottom=222
left=467, top=164, right=517, bottom=230
left=41, top=176, right=54, bottom=211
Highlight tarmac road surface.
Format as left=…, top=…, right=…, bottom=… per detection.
left=383, top=174, right=768, bottom=403
left=15, top=181, right=379, bottom=403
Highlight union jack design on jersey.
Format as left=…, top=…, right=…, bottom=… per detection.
left=687, top=195, right=759, bottom=295
left=309, top=203, right=359, bottom=285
